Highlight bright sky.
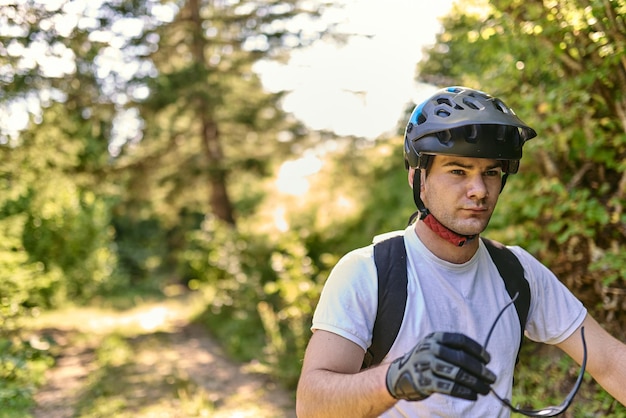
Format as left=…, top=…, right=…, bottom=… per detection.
left=255, top=0, right=455, bottom=139
left=1, top=0, right=454, bottom=147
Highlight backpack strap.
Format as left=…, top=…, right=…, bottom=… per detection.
left=361, top=235, right=407, bottom=369
left=363, top=235, right=530, bottom=369
left=482, top=238, right=530, bottom=362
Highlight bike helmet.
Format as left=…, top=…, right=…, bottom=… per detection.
left=404, top=86, right=537, bottom=246
left=404, top=86, right=536, bottom=173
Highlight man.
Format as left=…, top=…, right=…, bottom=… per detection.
left=296, top=87, right=626, bottom=417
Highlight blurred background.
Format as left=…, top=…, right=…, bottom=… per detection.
left=1, top=0, right=626, bottom=416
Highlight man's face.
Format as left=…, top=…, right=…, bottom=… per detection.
left=414, top=155, right=503, bottom=236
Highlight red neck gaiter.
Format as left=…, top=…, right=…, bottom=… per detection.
left=421, top=212, right=477, bottom=247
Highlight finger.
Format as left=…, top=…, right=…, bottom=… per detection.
left=450, top=383, right=479, bottom=401
left=427, top=362, right=491, bottom=400
left=417, top=369, right=481, bottom=401
left=432, top=343, right=496, bottom=383
left=435, top=332, right=492, bottom=363
left=431, top=356, right=496, bottom=388
left=454, top=369, right=493, bottom=395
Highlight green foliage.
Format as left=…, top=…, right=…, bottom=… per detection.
left=22, top=185, right=119, bottom=304
left=0, top=165, right=55, bottom=415
left=512, top=342, right=626, bottom=416
left=185, top=215, right=320, bottom=387
left=0, top=171, right=117, bottom=417
left=111, top=214, right=170, bottom=283
left=0, top=337, right=52, bottom=414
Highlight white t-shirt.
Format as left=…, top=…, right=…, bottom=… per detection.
left=311, top=224, right=587, bottom=418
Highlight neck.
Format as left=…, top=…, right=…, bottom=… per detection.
left=413, top=221, right=480, bottom=264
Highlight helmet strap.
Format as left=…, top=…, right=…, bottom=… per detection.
left=412, top=169, right=429, bottom=220
left=500, top=173, right=509, bottom=191
left=410, top=169, right=477, bottom=247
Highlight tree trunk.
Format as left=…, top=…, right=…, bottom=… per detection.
left=203, top=117, right=236, bottom=225
left=188, top=0, right=236, bottom=225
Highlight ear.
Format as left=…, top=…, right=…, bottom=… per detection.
left=408, top=168, right=415, bottom=189
left=419, top=169, right=427, bottom=192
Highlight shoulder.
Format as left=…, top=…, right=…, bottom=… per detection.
left=480, top=239, right=543, bottom=271
left=321, top=243, right=378, bottom=298
left=313, top=242, right=381, bottom=350
left=332, top=229, right=407, bottom=273
left=500, top=244, right=549, bottom=274
left=333, top=244, right=376, bottom=273
left=372, top=229, right=405, bottom=244
left=495, top=243, right=587, bottom=342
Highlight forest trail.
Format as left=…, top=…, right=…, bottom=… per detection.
left=28, top=288, right=296, bottom=418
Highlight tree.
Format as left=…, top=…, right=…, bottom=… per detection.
left=1, top=0, right=339, bottom=282
left=0, top=1, right=125, bottom=302
left=115, top=0, right=335, bottom=226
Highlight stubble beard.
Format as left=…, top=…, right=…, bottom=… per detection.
left=437, top=208, right=493, bottom=237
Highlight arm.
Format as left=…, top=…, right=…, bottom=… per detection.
left=295, top=330, right=397, bottom=418
left=557, top=313, right=626, bottom=404
left=296, top=329, right=497, bottom=417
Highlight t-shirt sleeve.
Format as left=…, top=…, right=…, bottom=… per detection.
left=509, top=246, right=587, bottom=345
left=311, top=246, right=378, bottom=352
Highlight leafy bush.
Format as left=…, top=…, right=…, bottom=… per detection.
left=0, top=158, right=120, bottom=412
left=0, top=215, right=56, bottom=412
left=21, top=183, right=120, bottom=305
left=184, top=215, right=325, bottom=387
left=0, top=337, right=52, bottom=413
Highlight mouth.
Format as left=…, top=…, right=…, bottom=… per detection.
left=462, top=206, right=489, bottom=213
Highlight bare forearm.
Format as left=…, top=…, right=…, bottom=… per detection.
left=296, top=364, right=397, bottom=418
left=559, top=315, right=626, bottom=407
left=593, top=338, right=626, bottom=405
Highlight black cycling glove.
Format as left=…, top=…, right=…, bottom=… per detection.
left=386, top=332, right=496, bottom=402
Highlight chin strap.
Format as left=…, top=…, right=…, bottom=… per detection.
left=411, top=169, right=477, bottom=247
left=422, top=212, right=477, bottom=247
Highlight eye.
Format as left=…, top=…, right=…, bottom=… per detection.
left=485, top=169, right=501, bottom=177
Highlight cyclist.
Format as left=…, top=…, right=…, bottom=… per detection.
left=296, top=87, right=626, bottom=417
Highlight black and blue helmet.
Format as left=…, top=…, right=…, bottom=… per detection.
left=404, top=86, right=537, bottom=174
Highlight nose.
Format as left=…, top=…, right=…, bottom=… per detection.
left=467, top=174, right=489, bottom=200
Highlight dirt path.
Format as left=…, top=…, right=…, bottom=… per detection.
left=29, top=291, right=296, bottom=418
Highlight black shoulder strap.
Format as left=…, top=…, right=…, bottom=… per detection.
left=482, top=238, right=530, bottom=362
left=363, top=235, right=530, bottom=369
left=362, top=235, right=407, bottom=369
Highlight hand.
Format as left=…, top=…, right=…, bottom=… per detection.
left=386, top=332, right=496, bottom=402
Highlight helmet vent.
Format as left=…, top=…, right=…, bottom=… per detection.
left=465, top=125, right=479, bottom=143
left=492, top=99, right=511, bottom=114
left=435, top=109, right=451, bottom=118
left=436, top=130, right=452, bottom=144
left=436, top=97, right=463, bottom=110
left=496, top=125, right=506, bottom=141
left=463, top=97, right=485, bottom=111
